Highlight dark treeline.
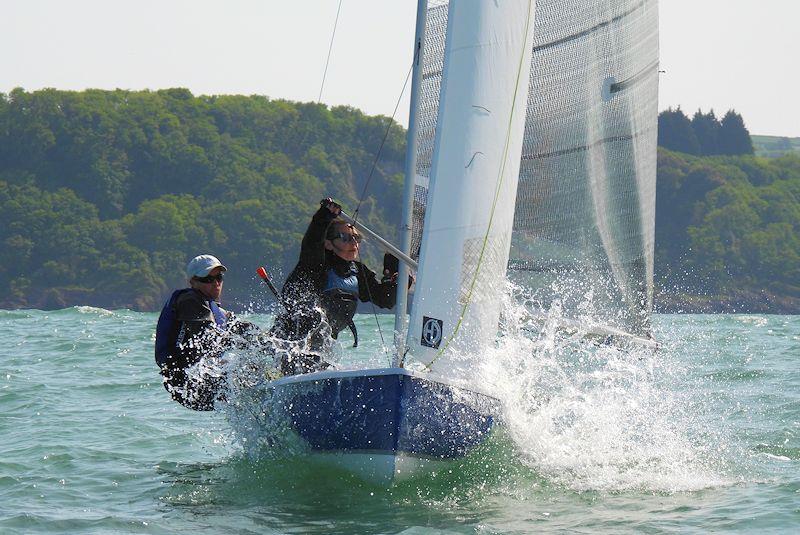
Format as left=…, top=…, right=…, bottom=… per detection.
left=0, top=88, right=405, bottom=310
left=658, top=107, right=754, bottom=157
left=1, top=89, right=798, bottom=312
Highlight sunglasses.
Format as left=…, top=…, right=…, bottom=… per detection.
left=335, top=232, right=362, bottom=244
left=194, top=273, right=224, bottom=284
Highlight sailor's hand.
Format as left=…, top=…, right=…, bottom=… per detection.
left=320, top=198, right=342, bottom=216
left=382, top=269, right=399, bottom=284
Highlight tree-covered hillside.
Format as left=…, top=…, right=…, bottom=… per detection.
left=654, top=107, right=800, bottom=311
left=0, top=88, right=405, bottom=310
left=655, top=149, right=800, bottom=312
left=1, top=89, right=798, bottom=312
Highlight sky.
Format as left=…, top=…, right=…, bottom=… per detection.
left=2, top=0, right=798, bottom=137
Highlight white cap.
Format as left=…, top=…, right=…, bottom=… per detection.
left=186, top=254, right=227, bottom=278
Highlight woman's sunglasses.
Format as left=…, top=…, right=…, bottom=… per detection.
left=194, top=273, right=224, bottom=284
left=335, top=233, right=362, bottom=244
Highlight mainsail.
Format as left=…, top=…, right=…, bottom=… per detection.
left=408, top=0, right=659, bottom=361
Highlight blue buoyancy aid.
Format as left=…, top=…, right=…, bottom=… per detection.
left=155, top=289, right=227, bottom=367
left=323, top=263, right=359, bottom=296
left=155, top=289, right=186, bottom=367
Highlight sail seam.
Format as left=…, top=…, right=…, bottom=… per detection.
left=522, top=125, right=656, bottom=161
left=531, top=0, right=652, bottom=54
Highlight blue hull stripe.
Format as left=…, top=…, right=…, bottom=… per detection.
left=276, top=373, right=498, bottom=459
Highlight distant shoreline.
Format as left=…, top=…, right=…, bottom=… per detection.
left=654, top=291, right=800, bottom=315
left=2, top=289, right=798, bottom=315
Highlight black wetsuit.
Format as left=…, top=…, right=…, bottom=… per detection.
left=271, top=205, right=397, bottom=375
left=155, top=288, right=255, bottom=410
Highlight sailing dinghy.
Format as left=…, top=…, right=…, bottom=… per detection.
left=249, top=0, right=659, bottom=485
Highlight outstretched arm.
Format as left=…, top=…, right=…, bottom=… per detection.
left=297, top=198, right=342, bottom=267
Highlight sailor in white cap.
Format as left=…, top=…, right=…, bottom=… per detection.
left=154, top=254, right=257, bottom=410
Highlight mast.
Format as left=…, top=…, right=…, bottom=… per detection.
left=393, top=0, right=428, bottom=366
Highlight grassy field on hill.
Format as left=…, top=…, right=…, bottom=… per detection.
left=752, top=135, right=800, bottom=158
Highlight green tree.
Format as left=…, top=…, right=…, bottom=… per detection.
left=691, top=109, right=721, bottom=155
left=658, top=108, right=700, bottom=155
left=718, top=110, right=754, bottom=155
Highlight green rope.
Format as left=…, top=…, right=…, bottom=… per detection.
left=423, top=0, right=535, bottom=371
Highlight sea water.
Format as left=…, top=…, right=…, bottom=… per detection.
left=0, top=307, right=798, bottom=533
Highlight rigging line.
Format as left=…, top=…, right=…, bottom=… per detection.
left=318, top=0, right=344, bottom=103
left=352, top=61, right=414, bottom=222
left=423, top=0, right=535, bottom=371
left=361, top=271, right=388, bottom=357
left=348, top=59, right=415, bottom=354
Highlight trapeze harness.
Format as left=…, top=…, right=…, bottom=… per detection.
left=321, top=262, right=359, bottom=347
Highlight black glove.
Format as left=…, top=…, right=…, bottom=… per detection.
left=320, top=198, right=342, bottom=216
left=383, top=253, right=414, bottom=287
left=383, top=253, right=399, bottom=275
left=382, top=253, right=399, bottom=283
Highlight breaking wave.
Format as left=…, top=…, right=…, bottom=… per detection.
left=479, top=282, right=734, bottom=492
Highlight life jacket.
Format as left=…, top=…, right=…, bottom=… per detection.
left=155, top=289, right=189, bottom=368
left=321, top=262, right=359, bottom=341
left=155, top=289, right=227, bottom=367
